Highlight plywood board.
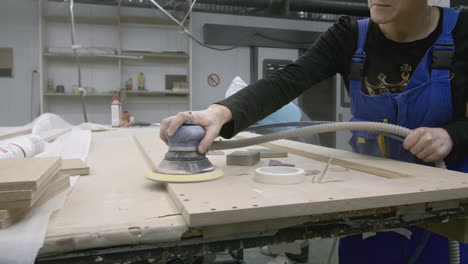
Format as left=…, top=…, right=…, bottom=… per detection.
left=61, top=159, right=90, bottom=176
left=133, top=133, right=468, bottom=227
left=0, top=163, right=68, bottom=202
left=0, top=173, right=70, bottom=229
left=0, top=188, right=34, bottom=202
left=0, top=173, right=69, bottom=209
left=0, top=158, right=61, bottom=192
left=41, top=128, right=187, bottom=256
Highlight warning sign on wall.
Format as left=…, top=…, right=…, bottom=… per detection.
left=207, top=74, right=221, bottom=87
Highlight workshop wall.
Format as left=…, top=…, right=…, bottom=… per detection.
left=190, top=12, right=332, bottom=111
left=42, top=2, right=189, bottom=125
left=0, top=0, right=40, bottom=126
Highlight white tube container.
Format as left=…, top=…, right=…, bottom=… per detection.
left=0, top=135, right=46, bottom=160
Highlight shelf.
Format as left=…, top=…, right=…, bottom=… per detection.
left=126, top=90, right=189, bottom=97
left=120, top=16, right=179, bottom=26
left=121, top=51, right=189, bottom=60
left=45, top=50, right=187, bottom=61
left=44, top=93, right=116, bottom=97
left=45, top=52, right=143, bottom=60
left=44, top=15, right=119, bottom=25
left=43, top=15, right=180, bottom=27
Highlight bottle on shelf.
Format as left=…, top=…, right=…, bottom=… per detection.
left=138, top=72, right=145, bottom=91
left=111, top=96, right=122, bottom=127
left=121, top=111, right=131, bottom=126
left=47, top=78, right=55, bottom=92
left=126, top=78, right=133, bottom=91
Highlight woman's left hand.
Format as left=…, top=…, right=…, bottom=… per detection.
left=403, top=127, right=453, bottom=163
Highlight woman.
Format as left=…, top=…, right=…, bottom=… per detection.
left=161, top=1, right=468, bottom=263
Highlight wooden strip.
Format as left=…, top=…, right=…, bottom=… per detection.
left=235, top=133, right=410, bottom=179
left=132, top=135, right=157, bottom=171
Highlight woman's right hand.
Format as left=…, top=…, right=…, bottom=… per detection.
left=160, top=104, right=232, bottom=154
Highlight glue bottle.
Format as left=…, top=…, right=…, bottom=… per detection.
left=111, top=96, right=121, bottom=127
left=0, top=135, right=46, bottom=160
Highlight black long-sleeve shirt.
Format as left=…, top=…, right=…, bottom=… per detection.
left=216, top=9, right=468, bottom=160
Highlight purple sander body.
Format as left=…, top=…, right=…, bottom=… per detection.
left=155, top=124, right=216, bottom=175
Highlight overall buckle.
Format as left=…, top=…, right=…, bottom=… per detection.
left=432, top=43, right=454, bottom=70
left=350, top=55, right=366, bottom=80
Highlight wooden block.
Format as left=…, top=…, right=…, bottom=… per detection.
left=226, top=151, right=260, bottom=166
left=248, top=148, right=288, bottom=158
left=0, top=173, right=70, bottom=229
left=61, top=159, right=89, bottom=176
left=0, top=172, right=69, bottom=209
left=0, top=157, right=61, bottom=192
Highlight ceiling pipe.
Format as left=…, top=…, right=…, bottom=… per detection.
left=196, top=0, right=369, bottom=16
left=290, top=0, right=369, bottom=16
left=50, top=0, right=370, bottom=16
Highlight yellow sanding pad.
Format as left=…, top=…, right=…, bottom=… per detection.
left=147, top=169, right=224, bottom=183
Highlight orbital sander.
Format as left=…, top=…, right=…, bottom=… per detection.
left=147, top=124, right=224, bottom=183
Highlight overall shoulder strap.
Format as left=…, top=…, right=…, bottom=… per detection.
left=432, top=8, right=460, bottom=70
left=350, top=18, right=370, bottom=80
left=356, top=18, right=370, bottom=55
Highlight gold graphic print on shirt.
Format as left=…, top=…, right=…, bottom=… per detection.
left=364, top=64, right=412, bottom=96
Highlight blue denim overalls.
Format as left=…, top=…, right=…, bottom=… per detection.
left=339, top=7, right=468, bottom=264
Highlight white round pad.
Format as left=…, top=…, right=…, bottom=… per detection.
left=254, top=166, right=305, bottom=185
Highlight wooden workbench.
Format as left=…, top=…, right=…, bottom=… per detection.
left=37, top=127, right=468, bottom=263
